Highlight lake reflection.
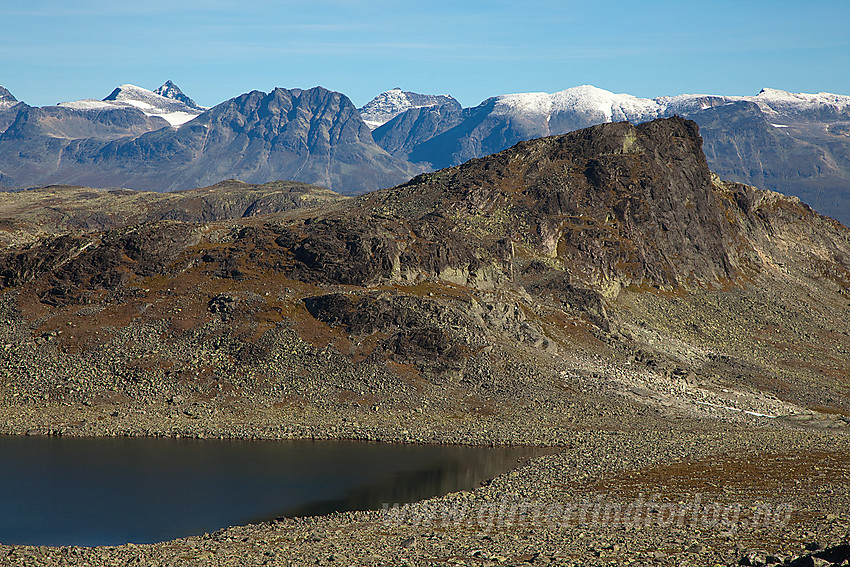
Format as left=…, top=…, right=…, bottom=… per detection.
left=0, top=435, right=548, bottom=546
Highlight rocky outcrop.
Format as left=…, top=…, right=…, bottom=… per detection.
left=0, top=222, right=199, bottom=305
left=365, top=118, right=742, bottom=291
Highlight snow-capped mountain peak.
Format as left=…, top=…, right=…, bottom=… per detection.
left=0, top=85, right=20, bottom=112
left=480, top=85, right=850, bottom=130
left=486, top=85, right=665, bottom=135
left=751, top=87, right=850, bottom=115
left=58, top=83, right=204, bottom=126
left=491, top=85, right=663, bottom=124
left=0, top=86, right=17, bottom=104
left=153, top=80, right=204, bottom=110
left=358, top=88, right=461, bottom=129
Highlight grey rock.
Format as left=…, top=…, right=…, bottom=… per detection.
left=153, top=80, right=204, bottom=110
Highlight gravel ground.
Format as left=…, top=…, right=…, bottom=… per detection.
left=1, top=393, right=848, bottom=567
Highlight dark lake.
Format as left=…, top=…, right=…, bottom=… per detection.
left=0, top=435, right=547, bottom=547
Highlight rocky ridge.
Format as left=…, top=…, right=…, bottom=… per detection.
left=0, top=119, right=850, bottom=422
left=0, top=178, right=345, bottom=247
left=2, top=81, right=849, bottom=226
left=0, top=117, right=847, bottom=428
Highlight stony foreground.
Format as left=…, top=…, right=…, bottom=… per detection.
left=1, top=404, right=849, bottom=566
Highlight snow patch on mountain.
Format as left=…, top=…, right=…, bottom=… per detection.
left=750, top=88, right=850, bottom=116
left=552, top=85, right=661, bottom=122
left=490, top=91, right=553, bottom=118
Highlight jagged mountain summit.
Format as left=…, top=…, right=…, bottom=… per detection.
left=0, top=86, right=18, bottom=107
left=0, top=85, right=23, bottom=118
left=357, top=87, right=461, bottom=129
left=58, top=83, right=203, bottom=126
left=153, top=80, right=204, bottom=110
left=0, top=86, right=25, bottom=136
left=372, top=84, right=850, bottom=225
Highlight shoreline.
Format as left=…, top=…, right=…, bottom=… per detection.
left=2, top=401, right=849, bottom=566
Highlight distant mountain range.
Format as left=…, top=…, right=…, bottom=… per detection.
left=0, top=83, right=420, bottom=194
left=1, top=82, right=849, bottom=224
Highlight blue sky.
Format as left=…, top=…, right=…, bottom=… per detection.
left=3, top=0, right=849, bottom=109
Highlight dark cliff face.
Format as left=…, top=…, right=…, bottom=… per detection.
left=0, top=87, right=419, bottom=194
left=0, top=103, right=26, bottom=139
left=0, top=87, right=25, bottom=136
left=361, top=117, right=743, bottom=290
